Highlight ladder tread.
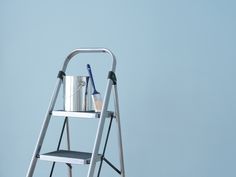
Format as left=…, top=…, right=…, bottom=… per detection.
left=52, top=110, right=114, bottom=119
left=40, top=150, right=102, bottom=165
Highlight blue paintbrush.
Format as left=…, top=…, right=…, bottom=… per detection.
left=87, top=64, right=103, bottom=112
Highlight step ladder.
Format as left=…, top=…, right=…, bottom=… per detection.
left=26, top=48, right=125, bottom=177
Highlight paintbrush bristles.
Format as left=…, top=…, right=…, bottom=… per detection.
left=94, top=100, right=103, bottom=112
left=92, top=94, right=103, bottom=112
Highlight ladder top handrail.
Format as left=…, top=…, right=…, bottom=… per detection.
left=61, top=48, right=116, bottom=73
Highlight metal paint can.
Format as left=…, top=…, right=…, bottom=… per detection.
left=63, top=76, right=92, bottom=112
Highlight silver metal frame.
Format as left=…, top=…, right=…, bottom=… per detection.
left=26, top=48, right=125, bottom=177
left=66, top=119, right=72, bottom=177
left=113, top=85, right=125, bottom=177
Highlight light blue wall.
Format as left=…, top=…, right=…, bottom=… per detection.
left=1, top=0, right=236, bottom=177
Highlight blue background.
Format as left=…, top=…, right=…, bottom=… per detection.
left=1, top=0, right=236, bottom=177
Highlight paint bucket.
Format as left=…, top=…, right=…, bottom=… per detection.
left=63, top=76, right=92, bottom=112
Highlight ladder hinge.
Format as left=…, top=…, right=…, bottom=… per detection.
left=108, top=71, right=117, bottom=85
left=57, top=71, right=66, bottom=80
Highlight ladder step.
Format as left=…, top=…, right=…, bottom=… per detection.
left=52, top=110, right=114, bottom=119
left=40, top=150, right=102, bottom=165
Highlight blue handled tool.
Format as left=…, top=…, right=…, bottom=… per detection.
left=83, top=76, right=89, bottom=111
left=87, top=64, right=103, bottom=112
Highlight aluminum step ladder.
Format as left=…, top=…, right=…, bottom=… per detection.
left=26, top=48, right=125, bottom=177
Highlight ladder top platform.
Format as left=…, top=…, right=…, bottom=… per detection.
left=52, top=110, right=114, bottom=119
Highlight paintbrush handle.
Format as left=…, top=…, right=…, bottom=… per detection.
left=87, top=64, right=99, bottom=94
left=85, top=76, right=89, bottom=95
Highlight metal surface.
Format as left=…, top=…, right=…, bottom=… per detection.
left=113, top=85, right=126, bottom=177
left=40, top=150, right=101, bottom=165
left=64, top=76, right=92, bottom=112
left=26, top=48, right=126, bottom=177
left=66, top=119, right=72, bottom=177
left=52, top=110, right=114, bottom=119
left=26, top=78, right=63, bottom=177
left=61, top=48, right=116, bottom=73
left=87, top=78, right=113, bottom=177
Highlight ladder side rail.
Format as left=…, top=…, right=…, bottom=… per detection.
left=87, top=79, right=114, bottom=177
left=66, top=118, right=72, bottom=177
left=113, top=84, right=126, bottom=177
left=26, top=78, right=63, bottom=177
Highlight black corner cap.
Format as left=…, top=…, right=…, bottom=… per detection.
left=57, top=71, right=66, bottom=80
left=108, top=71, right=117, bottom=85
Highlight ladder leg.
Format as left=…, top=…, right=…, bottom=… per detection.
left=97, top=116, right=114, bottom=177
left=66, top=118, right=72, bottom=177
left=87, top=79, right=113, bottom=177
left=26, top=78, right=62, bottom=177
left=49, top=117, right=68, bottom=177
left=113, top=85, right=126, bottom=177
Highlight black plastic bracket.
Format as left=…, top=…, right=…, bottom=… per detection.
left=108, top=71, right=117, bottom=85
left=57, top=70, right=66, bottom=80
left=66, top=163, right=72, bottom=169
